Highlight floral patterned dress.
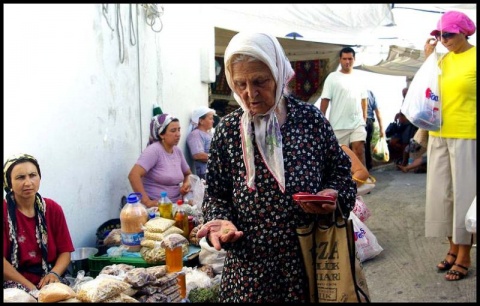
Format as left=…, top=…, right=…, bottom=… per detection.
left=203, top=95, right=356, bottom=302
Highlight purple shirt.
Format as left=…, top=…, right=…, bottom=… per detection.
left=136, top=142, right=190, bottom=202
left=186, top=129, right=213, bottom=179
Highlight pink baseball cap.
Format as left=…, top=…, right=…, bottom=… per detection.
left=430, top=11, right=476, bottom=37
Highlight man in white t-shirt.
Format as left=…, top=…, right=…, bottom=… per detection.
left=315, top=47, right=367, bottom=166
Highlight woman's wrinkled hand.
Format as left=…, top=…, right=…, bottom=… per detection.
left=298, top=189, right=338, bottom=214
left=196, top=220, right=243, bottom=251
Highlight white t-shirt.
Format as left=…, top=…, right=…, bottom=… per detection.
left=318, top=71, right=367, bottom=130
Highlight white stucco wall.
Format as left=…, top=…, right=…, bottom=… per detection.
left=4, top=4, right=211, bottom=248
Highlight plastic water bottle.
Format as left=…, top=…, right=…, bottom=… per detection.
left=174, top=200, right=189, bottom=238
left=408, top=157, right=414, bottom=165
left=120, top=192, right=148, bottom=252
left=158, top=191, right=173, bottom=220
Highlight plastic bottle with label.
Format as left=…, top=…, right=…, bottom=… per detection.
left=158, top=191, right=173, bottom=220
left=120, top=192, right=148, bottom=252
left=174, top=200, right=189, bottom=238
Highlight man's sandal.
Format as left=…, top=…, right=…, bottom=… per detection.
left=445, top=263, right=468, bottom=281
left=437, top=252, right=457, bottom=271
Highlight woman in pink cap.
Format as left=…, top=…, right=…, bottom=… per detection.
left=424, top=11, right=476, bottom=281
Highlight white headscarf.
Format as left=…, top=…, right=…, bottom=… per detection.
left=188, top=106, right=216, bottom=133
left=224, top=32, right=295, bottom=193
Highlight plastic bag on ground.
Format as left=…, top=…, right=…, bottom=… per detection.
left=350, top=213, right=383, bottom=262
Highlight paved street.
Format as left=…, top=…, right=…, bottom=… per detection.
left=361, top=164, right=476, bottom=303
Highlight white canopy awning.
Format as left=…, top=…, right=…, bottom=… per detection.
left=355, top=45, right=427, bottom=78
left=207, top=4, right=394, bottom=46
left=215, top=27, right=345, bottom=66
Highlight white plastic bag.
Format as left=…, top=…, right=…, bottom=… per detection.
left=350, top=213, right=383, bottom=263
left=182, top=174, right=205, bottom=210
left=465, top=196, right=476, bottom=233
left=3, top=288, right=38, bottom=303
left=199, top=237, right=226, bottom=275
left=401, top=51, right=441, bottom=131
left=372, top=137, right=390, bottom=162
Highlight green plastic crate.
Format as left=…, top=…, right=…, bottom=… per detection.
left=88, top=254, right=155, bottom=277
left=88, top=245, right=200, bottom=277
left=88, top=254, right=113, bottom=277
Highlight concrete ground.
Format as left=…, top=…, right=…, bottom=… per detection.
left=360, top=163, right=476, bottom=303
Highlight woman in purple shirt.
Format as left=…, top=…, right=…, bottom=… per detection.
left=186, top=106, right=216, bottom=180
left=128, top=114, right=192, bottom=208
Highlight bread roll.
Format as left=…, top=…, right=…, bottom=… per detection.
left=38, top=282, right=76, bottom=303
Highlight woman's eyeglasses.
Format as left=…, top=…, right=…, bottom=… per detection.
left=435, top=32, right=456, bottom=40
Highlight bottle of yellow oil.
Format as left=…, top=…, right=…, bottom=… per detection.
left=158, top=191, right=173, bottom=220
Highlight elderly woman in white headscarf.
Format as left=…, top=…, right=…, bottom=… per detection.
left=196, top=32, right=356, bottom=302
left=186, top=106, right=216, bottom=180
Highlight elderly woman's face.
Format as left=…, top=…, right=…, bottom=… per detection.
left=10, top=161, right=40, bottom=199
left=231, top=60, right=276, bottom=115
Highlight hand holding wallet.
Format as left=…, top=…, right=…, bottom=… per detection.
left=293, top=192, right=337, bottom=214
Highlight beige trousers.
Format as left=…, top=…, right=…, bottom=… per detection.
left=425, top=136, right=476, bottom=245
